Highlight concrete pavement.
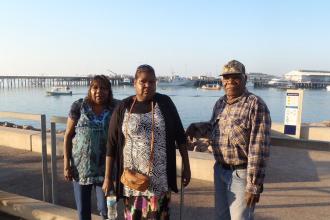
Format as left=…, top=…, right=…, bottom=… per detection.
left=0, top=145, right=329, bottom=219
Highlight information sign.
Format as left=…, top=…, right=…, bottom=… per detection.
left=284, top=90, right=303, bottom=138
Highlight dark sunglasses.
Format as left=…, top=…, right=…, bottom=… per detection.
left=222, top=74, right=244, bottom=81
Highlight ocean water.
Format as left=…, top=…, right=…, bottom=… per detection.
left=0, top=85, right=330, bottom=129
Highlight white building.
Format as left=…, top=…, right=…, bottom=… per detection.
left=285, top=70, right=330, bottom=83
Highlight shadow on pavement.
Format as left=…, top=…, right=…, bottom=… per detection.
left=265, top=146, right=321, bottom=183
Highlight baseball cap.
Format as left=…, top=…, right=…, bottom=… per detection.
left=220, top=60, right=246, bottom=76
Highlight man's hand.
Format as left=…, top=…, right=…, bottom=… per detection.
left=245, top=192, right=260, bottom=207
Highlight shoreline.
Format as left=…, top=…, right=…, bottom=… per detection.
left=0, top=121, right=65, bottom=134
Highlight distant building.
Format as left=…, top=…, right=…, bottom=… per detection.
left=285, top=70, right=330, bottom=83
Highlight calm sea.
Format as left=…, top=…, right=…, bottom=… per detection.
left=1, top=85, right=330, bottom=129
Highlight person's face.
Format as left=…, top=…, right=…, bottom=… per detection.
left=134, top=72, right=156, bottom=101
left=90, top=81, right=109, bottom=105
left=221, top=74, right=246, bottom=99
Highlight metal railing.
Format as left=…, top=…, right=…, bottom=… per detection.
left=50, top=116, right=67, bottom=204
left=0, top=111, right=51, bottom=202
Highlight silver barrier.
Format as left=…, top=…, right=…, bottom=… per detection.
left=0, top=111, right=51, bottom=202
left=50, top=116, right=67, bottom=204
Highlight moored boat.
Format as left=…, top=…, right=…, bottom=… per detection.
left=46, top=86, right=72, bottom=96
left=268, top=78, right=295, bottom=89
left=326, top=85, right=330, bottom=91
left=201, top=83, right=221, bottom=90
left=157, top=75, right=196, bottom=87
left=121, top=77, right=131, bottom=85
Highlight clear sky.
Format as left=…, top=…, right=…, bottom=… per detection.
left=0, top=0, right=329, bottom=77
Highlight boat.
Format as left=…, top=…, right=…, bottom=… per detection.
left=157, top=75, right=196, bottom=87
left=268, top=78, right=295, bottom=89
left=121, top=77, right=131, bottom=85
left=327, top=85, right=330, bottom=91
left=201, top=83, right=221, bottom=90
left=46, top=86, right=72, bottom=96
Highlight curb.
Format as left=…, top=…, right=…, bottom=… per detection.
left=0, top=190, right=101, bottom=220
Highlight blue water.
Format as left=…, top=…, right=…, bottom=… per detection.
left=0, top=85, right=330, bottom=129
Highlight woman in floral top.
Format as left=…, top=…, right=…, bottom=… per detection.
left=102, top=65, right=191, bottom=220
left=63, top=75, right=118, bottom=220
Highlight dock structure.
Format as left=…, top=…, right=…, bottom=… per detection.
left=0, top=75, right=225, bottom=88
left=0, top=76, right=90, bottom=88
left=292, top=81, right=329, bottom=89
left=253, top=79, right=329, bottom=89
left=252, top=79, right=271, bottom=88
left=0, top=75, right=127, bottom=88
left=250, top=71, right=330, bottom=89
left=285, top=70, right=330, bottom=89
left=194, top=79, right=221, bottom=87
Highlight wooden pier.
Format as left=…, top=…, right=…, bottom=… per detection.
left=0, top=76, right=127, bottom=88
left=0, top=75, right=223, bottom=88
left=292, top=82, right=329, bottom=89
left=253, top=79, right=329, bottom=89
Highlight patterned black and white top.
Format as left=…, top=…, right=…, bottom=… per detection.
left=122, top=103, right=168, bottom=197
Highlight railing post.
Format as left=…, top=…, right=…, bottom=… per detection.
left=50, top=121, right=58, bottom=204
left=40, top=114, right=50, bottom=202
left=49, top=116, right=67, bottom=204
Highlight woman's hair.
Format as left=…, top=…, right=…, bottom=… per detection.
left=87, top=75, right=114, bottom=107
left=135, top=64, right=156, bottom=79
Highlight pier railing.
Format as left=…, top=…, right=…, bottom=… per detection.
left=0, top=111, right=51, bottom=203
left=50, top=116, right=67, bottom=204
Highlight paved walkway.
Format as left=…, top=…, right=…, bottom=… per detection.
left=0, top=211, right=22, bottom=220
left=0, top=145, right=329, bottom=220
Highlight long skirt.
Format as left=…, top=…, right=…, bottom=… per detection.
left=124, top=192, right=171, bottom=220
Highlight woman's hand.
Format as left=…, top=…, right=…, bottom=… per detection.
left=63, top=117, right=76, bottom=182
left=178, top=144, right=191, bottom=188
left=63, top=158, right=73, bottom=181
left=102, top=178, right=114, bottom=196
left=182, top=164, right=191, bottom=187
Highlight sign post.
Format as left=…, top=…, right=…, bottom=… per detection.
left=284, top=89, right=304, bottom=138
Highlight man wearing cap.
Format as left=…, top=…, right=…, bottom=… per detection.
left=210, top=60, right=271, bottom=220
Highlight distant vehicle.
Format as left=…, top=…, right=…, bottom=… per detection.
left=200, top=83, right=221, bottom=90
left=157, top=75, right=196, bottom=87
left=326, top=85, right=330, bottom=91
left=46, top=86, right=72, bottom=96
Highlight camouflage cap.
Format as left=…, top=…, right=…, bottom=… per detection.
left=221, top=60, right=246, bottom=76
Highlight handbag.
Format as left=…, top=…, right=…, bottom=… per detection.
left=120, top=97, right=155, bottom=192
left=120, top=168, right=150, bottom=192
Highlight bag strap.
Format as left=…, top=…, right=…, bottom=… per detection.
left=125, top=97, right=155, bottom=176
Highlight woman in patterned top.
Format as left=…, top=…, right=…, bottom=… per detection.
left=102, top=64, right=191, bottom=220
left=63, top=75, right=118, bottom=220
